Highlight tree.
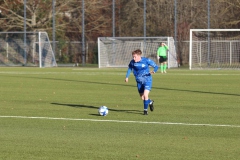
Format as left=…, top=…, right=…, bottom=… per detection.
left=1, top=0, right=240, bottom=65
left=216, top=0, right=240, bottom=28
left=0, top=0, right=79, bottom=35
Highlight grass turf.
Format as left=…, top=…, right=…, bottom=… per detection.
left=0, top=67, right=240, bottom=160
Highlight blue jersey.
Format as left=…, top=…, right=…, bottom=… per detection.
left=126, top=57, right=158, bottom=84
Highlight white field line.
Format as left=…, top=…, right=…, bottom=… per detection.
left=0, top=71, right=240, bottom=76
left=1, top=70, right=240, bottom=76
left=0, top=71, right=125, bottom=75
left=0, top=115, right=240, bottom=128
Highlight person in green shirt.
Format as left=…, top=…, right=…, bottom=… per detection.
left=157, top=42, right=169, bottom=73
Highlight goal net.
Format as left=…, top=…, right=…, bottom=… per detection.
left=98, top=37, right=178, bottom=68
left=0, top=31, right=57, bottom=67
left=189, top=29, right=240, bottom=70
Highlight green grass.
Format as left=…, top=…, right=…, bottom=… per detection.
left=0, top=67, right=240, bottom=160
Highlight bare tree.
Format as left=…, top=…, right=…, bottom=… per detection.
left=1, top=0, right=240, bottom=64
left=216, top=0, right=240, bottom=28
left=72, top=0, right=112, bottom=39
left=0, top=0, right=81, bottom=33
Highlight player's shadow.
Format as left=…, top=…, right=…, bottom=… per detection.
left=51, top=103, right=143, bottom=115
left=4, top=75, right=240, bottom=97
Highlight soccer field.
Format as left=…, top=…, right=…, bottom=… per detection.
left=0, top=67, right=240, bottom=160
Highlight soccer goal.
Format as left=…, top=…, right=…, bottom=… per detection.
left=189, top=29, right=240, bottom=70
left=98, top=37, right=178, bottom=68
left=0, top=31, right=57, bottom=67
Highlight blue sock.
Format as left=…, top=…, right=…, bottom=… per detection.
left=143, top=99, right=150, bottom=110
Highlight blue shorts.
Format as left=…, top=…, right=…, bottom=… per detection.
left=137, top=81, right=152, bottom=93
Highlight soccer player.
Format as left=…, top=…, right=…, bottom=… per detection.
left=125, top=49, right=159, bottom=115
left=157, top=42, right=169, bottom=73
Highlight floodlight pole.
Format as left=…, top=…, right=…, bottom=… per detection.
left=24, top=0, right=27, bottom=66
left=143, top=0, right=146, bottom=54
left=112, top=0, right=115, bottom=37
left=207, top=0, right=211, bottom=67
left=112, top=0, right=116, bottom=63
left=82, top=0, right=85, bottom=66
left=174, top=0, right=177, bottom=56
left=52, top=0, right=56, bottom=56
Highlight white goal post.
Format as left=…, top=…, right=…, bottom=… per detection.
left=189, top=29, right=240, bottom=70
left=98, top=37, right=178, bottom=68
left=0, top=31, right=57, bottom=68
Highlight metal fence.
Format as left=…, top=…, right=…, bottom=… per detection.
left=53, top=41, right=98, bottom=66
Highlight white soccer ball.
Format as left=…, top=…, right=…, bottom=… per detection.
left=98, top=106, right=109, bottom=116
